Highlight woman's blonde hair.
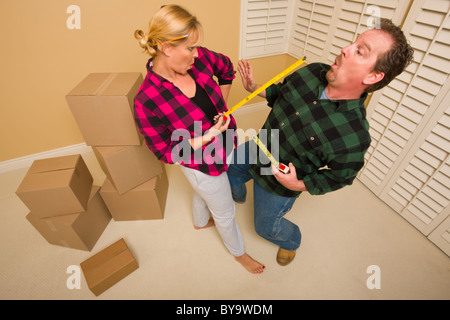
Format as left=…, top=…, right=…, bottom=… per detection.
left=134, top=4, right=203, bottom=58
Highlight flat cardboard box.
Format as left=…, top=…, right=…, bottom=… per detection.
left=100, top=172, right=168, bottom=221
left=16, top=154, right=93, bottom=218
left=66, top=72, right=143, bottom=146
left=80, top=238, right=138, bottom=296
left=93, top=142, right=163, bottom=195
left=26, top=186, right=111, bottom=251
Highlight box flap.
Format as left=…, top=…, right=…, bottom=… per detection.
left=17, top=169, right=74, bottom=192
left=66, top=73, right=113, bottom=96
left=81, top=238, right=128, bottom=270
left=101, top=73, right=142, bottom=96
left=85, top=249, right=136, bottom=286
left=80, top=238, right=139, bottom=295
left=29, top=155, right=80, bottom=174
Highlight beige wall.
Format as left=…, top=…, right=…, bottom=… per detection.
left=0, top=0, right=293, bottom=162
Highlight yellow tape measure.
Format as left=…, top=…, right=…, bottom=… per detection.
left=223, top=56, right=306, bottom=119
left=252, top=136, right=290, bottom=174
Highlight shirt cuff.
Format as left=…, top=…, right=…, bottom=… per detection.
left=218, top=79, right=233, bottom=86
left=265, top=84, right=278, bottom=108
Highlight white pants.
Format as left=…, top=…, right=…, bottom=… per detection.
left=180, top=165, right=245, bottom=257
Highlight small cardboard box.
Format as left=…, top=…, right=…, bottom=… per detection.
left=16, top=154, right=93, bottom=218
left=26, top=186, right=111, bottom=251
left=93, top=142, right=163, bottom=195
left=66, top=72, right=143, bottom=146
left=100, top=172, right=168, bottom=221
left=80, top=238, right=139, bottom=296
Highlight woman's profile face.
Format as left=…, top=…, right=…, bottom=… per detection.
left=166, top=36, right=200, bottom=75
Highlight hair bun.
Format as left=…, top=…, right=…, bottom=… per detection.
left=134, top=29, right=149, bottom=48
left=139, top=37, right=149, bottom=48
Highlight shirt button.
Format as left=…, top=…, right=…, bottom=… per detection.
left=313, top=101, right=317, bottom=105
left=281, top=122, right=285, bottom=126
left=310, top=137, right=315, bottom=141
left=296, top=112, right=299, bottom=116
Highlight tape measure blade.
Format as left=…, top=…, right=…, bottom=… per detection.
left=225, top=93, right=257, bottom=116
left=253, top=136, right=279, bottom=167
left=224, top=57, right=306, bottom=117
left=261, top=56, right=306, bottom=90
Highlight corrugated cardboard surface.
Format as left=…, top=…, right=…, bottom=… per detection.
left=16, top=155, right=93, bottom=218
left=80, top=238, right=138, bottom=296
left=65, top=72, right=143, bottom=146
left=100, top=171, right=168, bottom=221
left=93, top=142, right=163, bottom=195
left=26, top=185, right=111, bottom=251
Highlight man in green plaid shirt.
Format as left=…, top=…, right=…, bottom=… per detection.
left=227, top=19, right=414, bottom=266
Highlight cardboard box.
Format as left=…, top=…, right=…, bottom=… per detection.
left=80, top=238, right=139, bottom=296
left=16, top=154, right=93, bottom=218
left=66, top=72, right=143, bottom=146
left=100, top=172, right=168, bottom=221
left=26, top=186, right=111, bottom=251
left=93, top=142, right=163, bottom=195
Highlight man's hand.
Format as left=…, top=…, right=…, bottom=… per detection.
left=237, top=59, right=267, bottom=98
left=237, top=59, right=257, bottom=92
left=271, top=163, right=307, bottom=192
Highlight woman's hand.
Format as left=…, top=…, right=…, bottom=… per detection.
left=212, top=113, right=231, bottom=133
left=189, top=114, right=231, bottom=151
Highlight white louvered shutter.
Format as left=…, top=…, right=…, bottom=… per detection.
left=428, top=215, right=450, bottom=257
left=358, top=0, right=450, bottom=245
left=287, top=0, right=410, bottom=62
left=382, top=103, right=450, bottom=235
left=240, top=0, right=293, bottom=59
left=288, top=0, right=339, bottom=62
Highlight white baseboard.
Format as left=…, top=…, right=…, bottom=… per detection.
left=0, top=143, right=92, bottom=174
left=0, top=102, right=268, bottom=174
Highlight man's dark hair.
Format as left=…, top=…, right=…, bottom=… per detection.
left=366, top=18, right=414, bottom=93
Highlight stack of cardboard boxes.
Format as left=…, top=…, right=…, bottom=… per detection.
left=16, top=154, right=111, bottom=251
left=15, top=72, right=168, bottom=295
left=65, top=72, right=169, bottom=221
left=16, top=72, right=169, bottom=254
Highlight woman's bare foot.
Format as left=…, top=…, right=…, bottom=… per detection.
left=235, top=253, right=265, bottom=274
left=194, top=217, right=215, bottom=230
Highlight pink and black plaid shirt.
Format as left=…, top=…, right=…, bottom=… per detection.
left=134, top=47, right=237, bottom=176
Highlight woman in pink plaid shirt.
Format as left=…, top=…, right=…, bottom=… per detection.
left=134, top=5, right=264, bottom=274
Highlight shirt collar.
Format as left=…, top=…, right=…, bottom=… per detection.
left=145, top=58, right=201, bottom=89
left=318, top=67, right=368, bottom=112
left=146, top=59, right=165, bottom=87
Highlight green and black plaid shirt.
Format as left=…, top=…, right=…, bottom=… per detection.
left=250, top=63, right=371, bottom=197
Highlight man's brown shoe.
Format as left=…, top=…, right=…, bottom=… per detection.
left=277, top=248, right=296, bottom=266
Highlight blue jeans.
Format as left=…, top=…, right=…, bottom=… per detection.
left=227, top=141, right=302, bottom=251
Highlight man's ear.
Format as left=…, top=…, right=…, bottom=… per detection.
left=363, top=71, right=385, bottom=86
